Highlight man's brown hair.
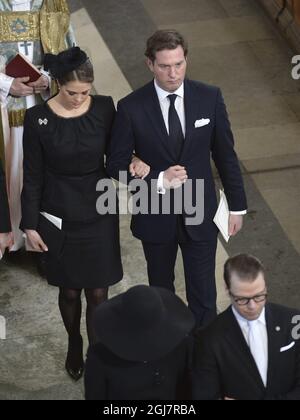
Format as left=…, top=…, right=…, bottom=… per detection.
left=145, top=30, right=188, bottom=62
left=224, top=254, right=265, bottom=289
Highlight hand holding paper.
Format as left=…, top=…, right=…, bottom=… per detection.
left=25, top=229, right=48, bottom=253
left=213, top=190, right=230, bottom=242
left=37, top=213, right=65, bottom=258
left=228, top=214, right=243, bottom=237
left=213, top=190, right=244, bottom=241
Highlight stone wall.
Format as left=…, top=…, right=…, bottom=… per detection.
left=258, top=0, right=300, bottom=52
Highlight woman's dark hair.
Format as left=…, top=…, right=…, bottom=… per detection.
left=44, top=47, right=94, bottom=85
left=145, top=30, right=188, bottom=62
left=57, top=59, right=94, bottom=85
left=224, top=254, right=265, bottom=289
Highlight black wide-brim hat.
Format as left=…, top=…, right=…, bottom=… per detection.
left=94, top=285, right=195, bottom=362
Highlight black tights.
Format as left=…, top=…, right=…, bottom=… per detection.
left=58, top=287, right=108, bottom=368
left=84, top=288, right=108, bottom=344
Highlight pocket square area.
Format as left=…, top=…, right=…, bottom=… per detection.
left=280, top=342, right=295, bottom=352
left=195, top=118, right=210, bottom=128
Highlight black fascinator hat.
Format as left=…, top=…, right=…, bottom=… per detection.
left=44, top=47, right=88, bottom=79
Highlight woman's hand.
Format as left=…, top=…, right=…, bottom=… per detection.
left=129, top=156, right=150, bottom=179
left=25, top=230, right=48, bottom=252
left=0, top=232, right=14, bottom=256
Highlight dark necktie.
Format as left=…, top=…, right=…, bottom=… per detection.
left=168, top=94, right=184, bottom=161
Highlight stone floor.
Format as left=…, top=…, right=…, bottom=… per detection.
left=0, top=0, right=300, bottom=400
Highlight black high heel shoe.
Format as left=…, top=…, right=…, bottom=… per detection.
left=65, top=335, right=84, bottom=381
left=65, top=361, right=84, bottom=381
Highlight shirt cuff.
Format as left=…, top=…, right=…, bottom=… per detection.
left=39, top=69, right=51, bottom=100
left=40, top=68, right=51, bottom=87
left=157, top=171, right=166, bottom=195
left=230, top=210, right=247, bottom=215
left=0, top=72, right=14, bottom=103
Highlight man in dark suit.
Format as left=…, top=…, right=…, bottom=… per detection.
left=192, top=254, right=300, bottom=400
left=106, top=30, right=247, bottom=326
left=0, top=159, right=13, bottom=256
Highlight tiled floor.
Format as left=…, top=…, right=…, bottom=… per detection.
left=1, top=0, right=300, bottom=400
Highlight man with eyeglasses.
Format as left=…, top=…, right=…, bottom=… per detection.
left=192, top=253, right=300, bottom=400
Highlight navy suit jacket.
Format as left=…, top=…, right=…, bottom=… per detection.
left=192, top=304, right=300, bottom=400
left=107, top=79, right=247, bottom=243
left=0, top=159, right=11, bottom=233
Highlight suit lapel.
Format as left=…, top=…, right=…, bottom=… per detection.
left=181, top=79, right=206, bottom=160
left=183, top=80, right=198, bottom=137
left=143, top=82, right=176, bottom=160
left=265, top=304, right=281, bottom=389
left=224, top=308, right=267, bottom=391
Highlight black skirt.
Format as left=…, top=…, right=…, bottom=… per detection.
left=45, top=214, right=123, bottom=289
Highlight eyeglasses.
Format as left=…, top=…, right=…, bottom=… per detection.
left=229, top=291, right=268, bottom=306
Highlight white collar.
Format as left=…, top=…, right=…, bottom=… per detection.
left=154, top=79, right=184, bottom=102
left=232, top=305, right=266, bottom=327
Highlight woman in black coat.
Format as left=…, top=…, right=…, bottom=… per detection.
left=85, top=285, right=195, bottom=400
left=0, top=159, right=13, bottom=257
left=21, top=47, right=148, bottom=381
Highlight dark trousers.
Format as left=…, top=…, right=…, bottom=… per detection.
left=142, top=218, right=218, bottom=327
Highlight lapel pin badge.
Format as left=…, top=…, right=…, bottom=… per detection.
left=276, top=326, right=281, bottom=332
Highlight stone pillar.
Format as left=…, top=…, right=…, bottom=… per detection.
left=258, top=0, right=300, bottom=53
